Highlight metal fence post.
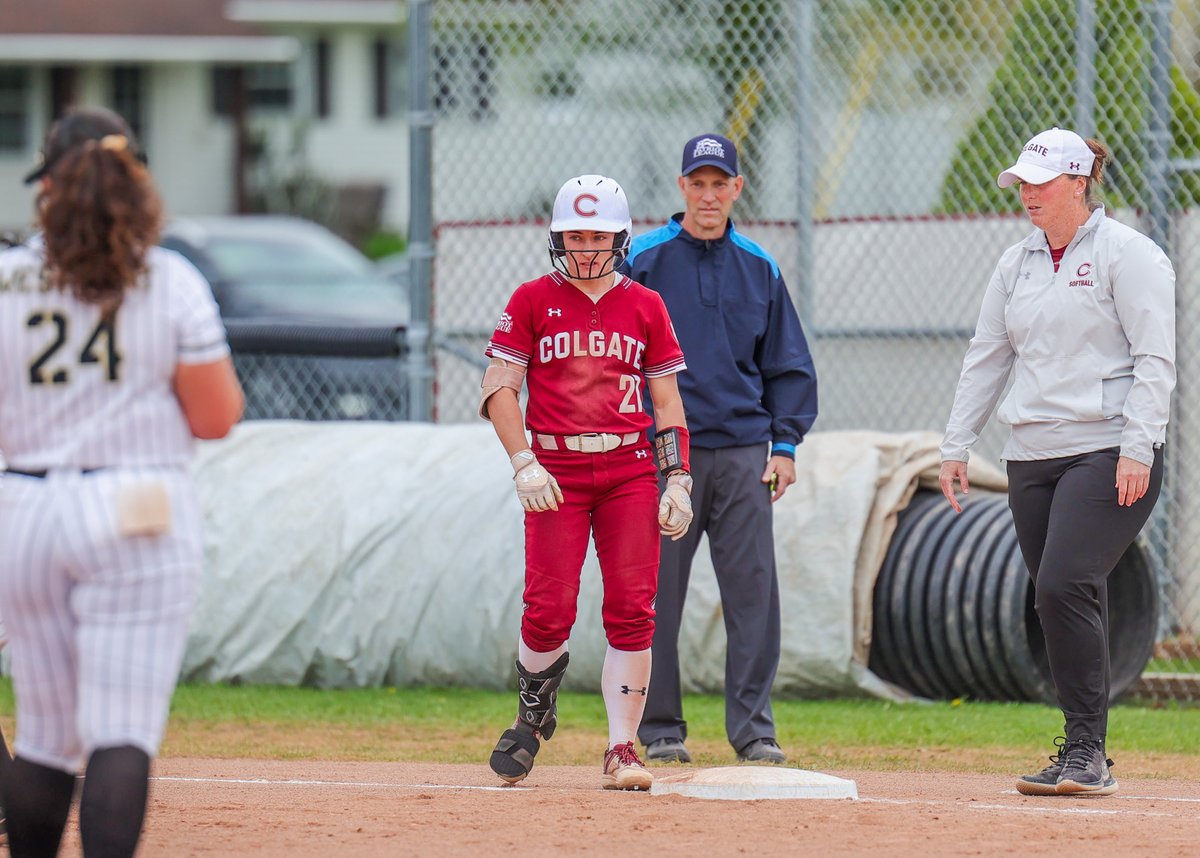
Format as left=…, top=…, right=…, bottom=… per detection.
left=795, top=0, right=815, bottom=332
left=407, top=0, right=435, bottom=422
left=1075, top=0, right=1096, bottom=138
left=1146, top=0, right=1172, bottom=253
left=1146, top=0, right=1175, bottom=641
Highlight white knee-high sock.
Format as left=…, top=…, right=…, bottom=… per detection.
left=601, top=645, right=651, bottom=749
left=519, top=638, right=567, bottom=673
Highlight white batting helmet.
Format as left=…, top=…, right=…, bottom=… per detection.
left=548, top=174, right=632, bottom=279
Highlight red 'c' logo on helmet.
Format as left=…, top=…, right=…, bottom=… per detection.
left=574, top=193, right=599, bottom=217
left=1077, top=263, right=1091, bottom=277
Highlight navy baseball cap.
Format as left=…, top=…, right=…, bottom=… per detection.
left=681, top=133, right=739, bottom=177
left=23, top=107, right=145, bottom=185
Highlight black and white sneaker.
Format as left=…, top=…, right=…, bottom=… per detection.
left=1056, top=737, right=1117, bottom=796
left=1016, top=736, right=1067, bottom=796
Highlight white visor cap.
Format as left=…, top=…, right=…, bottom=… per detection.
left=550, top=174, right=631, bottom=234
left=997, top=127, right=1095, bottom=188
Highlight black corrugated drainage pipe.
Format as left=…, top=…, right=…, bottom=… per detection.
left=870, top=490, right=1157, bottom=703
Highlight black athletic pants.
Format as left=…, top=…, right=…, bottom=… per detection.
left=638, top=445, right=780, bottom=753
left=1006, top=446, right=1163, bottom=743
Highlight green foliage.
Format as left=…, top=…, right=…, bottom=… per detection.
left=360, top=230, right=407, bottom=261
left=246, top=119, right=336, bottom=226
left=939, top=0, right=1200, bottom=214
left=1147, top=657, right=1200, bottom=674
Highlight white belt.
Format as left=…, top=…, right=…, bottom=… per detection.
left=535, top=432, right=642, bottom=453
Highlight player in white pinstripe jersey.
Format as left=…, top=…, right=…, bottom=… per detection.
left=0, top=107, right=244, bottom=858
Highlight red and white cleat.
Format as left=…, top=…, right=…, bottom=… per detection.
left=602, top=741, right=654, bottom=791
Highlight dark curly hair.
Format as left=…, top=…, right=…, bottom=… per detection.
left=34, top=108, right=162, bottom=311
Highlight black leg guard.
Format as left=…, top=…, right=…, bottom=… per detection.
left=4, top=757, right=76, bottom=858
left=80, top=745, right=151, bottom=858
left=489, top=726, right=541, bottom=784
left=489, top=652, right=569, bottom=783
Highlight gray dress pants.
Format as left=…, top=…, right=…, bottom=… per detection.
left=638, top=444, right=781, bottom=752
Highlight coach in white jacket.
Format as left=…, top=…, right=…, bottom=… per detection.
left=939, top=128, right=1175, bottom=799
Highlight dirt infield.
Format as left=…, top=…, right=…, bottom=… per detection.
left=48, top=758, right=1200, bottom=856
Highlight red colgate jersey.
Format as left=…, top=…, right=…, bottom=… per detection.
left=485, top=271, right=686, bottom=436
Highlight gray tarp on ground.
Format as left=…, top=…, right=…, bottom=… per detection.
left=182, top=422, right=1005, bottom=697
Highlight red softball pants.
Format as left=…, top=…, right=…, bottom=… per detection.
left=520, top=440, right=660, bottom=652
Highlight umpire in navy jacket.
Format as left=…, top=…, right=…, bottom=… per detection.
left=621, top=133, right=818, bottom=764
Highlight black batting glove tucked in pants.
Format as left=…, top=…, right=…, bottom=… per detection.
left=1007, top=446, right=1164, bottom=743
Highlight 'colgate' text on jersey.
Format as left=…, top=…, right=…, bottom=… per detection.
left=485, top=271, right=685, bottom=436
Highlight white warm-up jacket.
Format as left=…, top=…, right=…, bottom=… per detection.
left=941, top=208, right=1176, bottom=467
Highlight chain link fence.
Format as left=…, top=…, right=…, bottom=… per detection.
left=406, top=0, right=1200, bottom=702
left=229, top=323, right=407, bottom=421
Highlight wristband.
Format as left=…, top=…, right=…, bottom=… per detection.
left=653, top=426, right=690, bottom=476
left=510, top=449, right=536, bottom=474
left=771, top=441, right=796, bottom=460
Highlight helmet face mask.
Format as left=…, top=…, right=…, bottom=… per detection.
left=548, top=229, right=630, bottom=280
left=548, top=175, right=632, bottom=280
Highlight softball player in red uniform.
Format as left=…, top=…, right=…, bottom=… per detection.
left=481, top=175, right=693, bottom=790
left=0, top=108, right=244, bottom=857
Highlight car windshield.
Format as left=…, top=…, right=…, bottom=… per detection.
left=205, top=234, right=373, bottom=283
left=201, top=231, right=407, bottom=322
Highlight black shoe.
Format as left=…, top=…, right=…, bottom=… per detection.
left=1016, top=736, right=1067, bottom=796
left=645, top=737, right=692, bottom=764
left=1056, top=737, right=1117, bottom=796
left=737, top=738, right=786, bottom=764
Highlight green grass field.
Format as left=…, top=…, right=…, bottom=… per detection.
left=4, top=679, right=1197, bottom=776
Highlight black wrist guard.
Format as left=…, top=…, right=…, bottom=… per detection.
left=653, top=426, right=690, bottom=476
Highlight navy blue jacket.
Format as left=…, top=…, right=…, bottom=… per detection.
left=621, top=214, right=818, bottom=454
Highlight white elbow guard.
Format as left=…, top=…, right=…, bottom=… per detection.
left=479, top=358, right=526, bottom=420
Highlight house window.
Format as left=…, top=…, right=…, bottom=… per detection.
left=212, top=65, right=293, bottom=116
left=433, top=33, right=494, bottom=120
left=0, top=68, right=30, bottom=152
left=248, top=65, right=292, bottom=110
left=373, top=37, right=407, bottom=120
left=373, top=38, right=389, bottom=119
left=315, top=38, right=331, bottom=118
left=109, top=66, right=145, bottom=140
left=49, top=66, right=79, bottom=120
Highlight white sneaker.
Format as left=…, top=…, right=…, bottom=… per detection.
left=602, top=741, right=654, bottom=791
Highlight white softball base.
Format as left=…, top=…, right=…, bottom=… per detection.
left=650, top=766, right=858, bottom=801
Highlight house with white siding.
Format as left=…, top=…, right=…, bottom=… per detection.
left=0, top=0, right=407, bottom=235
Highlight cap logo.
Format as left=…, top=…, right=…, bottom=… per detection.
left=1024, top=143, right=1049, bottom=156
left=1069, top=161, right=1080, bottom=172
left=693, top=137, right=726, bottom=160
left=573, top=193, right=599, bottom=217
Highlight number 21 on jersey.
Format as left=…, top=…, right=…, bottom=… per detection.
left=619, top=374, right=642, bottom=413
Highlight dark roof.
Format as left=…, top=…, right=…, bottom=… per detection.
left=2, top=0, right=263, bottom=37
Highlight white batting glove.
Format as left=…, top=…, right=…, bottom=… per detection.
left=658, top=472, right=693, bottom=540
left=511, top=450, right=564, bottom=512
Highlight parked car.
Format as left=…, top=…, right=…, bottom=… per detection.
left=160, top=215, right=410, bottom=420
left=160, top=215, right=408, bottom=325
